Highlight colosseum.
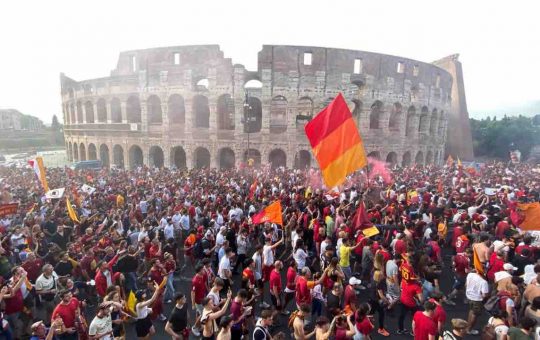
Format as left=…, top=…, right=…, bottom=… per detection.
left=60, top=44, right=473, bottom=170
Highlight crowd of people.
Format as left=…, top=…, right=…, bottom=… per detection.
left=0, top=159, right=538, bottom=340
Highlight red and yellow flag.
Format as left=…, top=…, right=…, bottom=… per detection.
left=305, top=93, right=367, bottom=188
left=28, top=157, right=49, bottom=192
left=252, top=201, right=283, bottom=225
left=517, top=202, right=540, bottom=231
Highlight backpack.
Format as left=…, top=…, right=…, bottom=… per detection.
left=193, top=238, right=204, bottom=259
left=480, top=324, right=497, bottom=340
left=441, top=330, right=458, bottom=340
left=288, top=310, right=300, bottom=329
left=484, top=292, right=510, bottom=316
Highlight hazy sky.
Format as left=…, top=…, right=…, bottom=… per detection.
left=1, top=0, right=539, bottom=123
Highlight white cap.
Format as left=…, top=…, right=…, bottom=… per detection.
left=349, top=277, right=362, bottom=285
left=503, top=263, right=518, bottom=271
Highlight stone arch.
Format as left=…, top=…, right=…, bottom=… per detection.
left=96, top=98, right=107, bottom=122
left=87, top=143, right=97, bottom=160
left=244, top=79, right=263, bottom=89
left=100, top=144, right=110, bottom=168
left=270, top=96, right=288, bottom=134
left=415, top=151, right=424, bottom=164
left=168, top=94, right=185, bottom=124
left=418, top=106, right=429, bottom=134
left=406, top=106, right=416, bottom=137
left=438, top=111, right=446, bottom=136
left=294, top=150, right=311, bottom=169
left=369, top=101, right=383, bottom=129
left=243, top=149, right=261, bottom=167
left=84, top=101, right=94, bottom=123
left=79, top=143, right=87, bottom=161
left=402, top=151, right=411, bottom=167
left=244, top=97, right=262, bottom=133
left=126, top=96, right=141, bottom=123
left=386, top=152, right=398, bottom=166
left=426, top=150, right=433, bottom=164
left=430, top=109, right=438, bottom=135
left=194, top=147, right=211, bottom=169
left=297, top=97, right=314, bottom=117
left=193, top=95, right=210, bottom=128
left=218, top=148, right=235, bottom=170
left=217, top=94, right=235, bottom=130
left=196, top=78, right=209, bottom=90
left=128, top=145, right=144, bottom=169
left=147, top=95, right=163, bottom=124
left=149, top=145, right=164, bottom=168
left=170, top=146, right=186, bottom=169
left=269, top=149, right=287, bottom=169
left=76, top=101, right=83, bottom=123
left=73, top=144, right=79, bottom=162
left=111, top=98, right=122, bottom=123
left=389, top=102, right=402, bottom=131
left=352, top=99, right=363, bottom=118
left=69, top=104, right=75, bottom=124
left=367, top=151, right=381, bottom=159
left=113, top=145, right=124, bottom=168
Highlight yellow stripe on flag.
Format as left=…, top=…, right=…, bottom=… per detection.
left=66, top=197, right=80, bottom=224
left=36, top=157, right=49, bottom=192
left=473, top=246, right=485, bottom=276
left=321, top=143, right=367, bottom=188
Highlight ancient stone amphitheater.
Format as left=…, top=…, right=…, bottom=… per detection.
left=60, top=45, right=473, bottom=170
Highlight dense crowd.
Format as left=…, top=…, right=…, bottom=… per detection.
left=0, top=160, right=538, bottom=340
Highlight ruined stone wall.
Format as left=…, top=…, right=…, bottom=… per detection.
left=61, top=44, right=455, bottom=170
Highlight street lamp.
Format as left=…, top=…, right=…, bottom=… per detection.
left=242, top=91, right=255, bottom=166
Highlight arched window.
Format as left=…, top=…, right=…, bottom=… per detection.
left=370, top=101, right=383, bottom=129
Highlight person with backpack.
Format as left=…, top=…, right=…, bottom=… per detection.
left=484, top=309, right=509, bottom=340
left=465, top=269, right=489, bottom=335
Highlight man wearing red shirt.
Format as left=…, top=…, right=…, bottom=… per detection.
left=51, top=290, right=80, bottom=340
left=448, top=248, right=471, bottom=302
left=429, top=292, right=447, bottom=334
left=21, top=252, right=43, bottom=283
left=295, top=267, right=328, bottom=309
left=454, top=234, right=470, bottom=254
left=487, top=250, right=505, bottom=282
left=269, top=261, right=283, bottom=311
left=495, top=218, right=510, bottom=238
left=398, top=279, right=423, bottom=334
left=412, top=300, right=437, bottom=340
left=191, top=264, right=207, bottom=315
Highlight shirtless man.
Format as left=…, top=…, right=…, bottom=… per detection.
left=472, top=234, right=490, bottom=271
left=293, top=304, right=316, bottom=340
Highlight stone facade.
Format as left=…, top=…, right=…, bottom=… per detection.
left=60, top=44, right=463, bottom=169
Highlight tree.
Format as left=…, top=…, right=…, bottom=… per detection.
left=51, top=115, right=60, bottom=130
left=470, top=116, right=540, bottom=160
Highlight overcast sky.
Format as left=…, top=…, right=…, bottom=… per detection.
left=1, top=0, right=539, bottom=123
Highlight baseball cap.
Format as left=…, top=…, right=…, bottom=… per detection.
left=349, top=277, right=362, bottom=285
left=503, top=263, right=518, bottom=271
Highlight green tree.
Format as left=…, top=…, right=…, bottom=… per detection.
left=470, top=115, right=540, bottom=160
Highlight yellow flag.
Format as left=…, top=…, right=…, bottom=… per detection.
left=66, top=197, right=80, bottom=224
left=457, top=157, right=462, bottom=168
left=116, top=194, right=125, bottom=207
left=126, top=290, right=137, bottom=316
left=158, top=276, right=168, bottom=291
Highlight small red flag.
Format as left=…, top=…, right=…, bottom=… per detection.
left=252, top=201, right=283, bottom=225
left=352, top=201, right=372, bottom=231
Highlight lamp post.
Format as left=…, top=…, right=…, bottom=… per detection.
left=243, top=91, right=252, bottom=166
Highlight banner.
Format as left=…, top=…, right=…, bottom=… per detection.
left=81, top=184, right=96, bottom=195
left=28, top=157, right=49, bottom=192
left=0, top=203, right=18, bottom=217
left=45, top=188, right=65, bottom=199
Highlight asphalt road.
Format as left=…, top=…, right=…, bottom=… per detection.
left=117, top=247, right=488, bottom=340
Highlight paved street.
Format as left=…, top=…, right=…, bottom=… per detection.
left=117, top=245, right=488, bottom=340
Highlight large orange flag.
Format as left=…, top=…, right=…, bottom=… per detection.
left=252, top=201, right=283, bottom=225
left=517, top=202, right=540, bottom=230
left=305, top=93, right=367, bottom=188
